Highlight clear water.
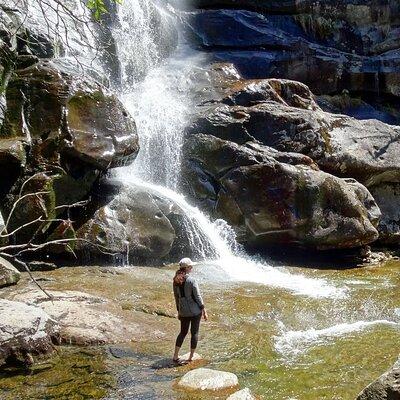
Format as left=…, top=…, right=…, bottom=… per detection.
left=1, top=263, right=399, bottom=399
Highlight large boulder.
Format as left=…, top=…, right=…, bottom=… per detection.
left=2, top=60, right=138, bottom=170
left=0, top=60, right=139, bottom=249
left=0, top=299, right=59, bottom=366
left=178, top=368, right=239, bottom=391
left=185, top=1, right=400, bottom=98
left=0, top=256, right=20, bottom=288
left=356, top=357, right=400, bottom=400
left=74, top=180, right=211, bottom=264
left=186, top=65, right=400, bottom=244
left=183, top=133, right=380, bottom=250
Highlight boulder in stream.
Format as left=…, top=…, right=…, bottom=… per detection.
left=356, top=357, right=400, bottom=400
left=183, top=133, right=380, bottom=250
left=178, top=367, right=239, bottom=391
left=75, top=180, right=213, bottom=264
left=0, top=299, right=59, bottom=366
left=10, top=289, right=145, bottom=345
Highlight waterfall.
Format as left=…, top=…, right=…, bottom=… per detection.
left=113, top=0, right=343, bottom=298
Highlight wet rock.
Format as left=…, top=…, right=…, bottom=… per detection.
left=180, top=352, right=203, bottom=361
left=75, top=180, right=211, bottom=264
left=178, top=367, right=239, bottom=391
left=0, top=256, right=20, bottom=288
left=3, top=60, right=139, bottom=170
left=10, top=289, right=143, bottom=345
left=0, top=299, right=59, bottom=366
left=187, top=65, right=400, bottom=245
left=75, top=183, right=176, bottom=263
left=356, top=357, right=400, bottom=400
left=227, top=388, right=256, bottom=400
left=183, top=134, right=380, bottom=250
left=0, top=59, right=139, bottom=251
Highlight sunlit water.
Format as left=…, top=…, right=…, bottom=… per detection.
left=1, top=263, right=399, bottom=399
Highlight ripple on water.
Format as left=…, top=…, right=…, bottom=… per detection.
left=273, top=320, right=399, bottom=361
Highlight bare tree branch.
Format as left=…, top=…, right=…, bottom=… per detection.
left=0, top=252, right=53, bottom=299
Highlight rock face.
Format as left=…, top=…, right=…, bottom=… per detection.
left=178, top=368, right=239, bottom=391
left=0, top=256, right=20, bottom=288
left=183, top=63, right=400, bottom=247
left=0, top=15, right=139, bottom=251
left=0, top=299, right=59, bottom=366
left=356, top=358, right=400, bottom=400
left=186, top=1, right=400, bottom=99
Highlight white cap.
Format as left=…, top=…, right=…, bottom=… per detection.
left=179, top=257, right=196, bottom=267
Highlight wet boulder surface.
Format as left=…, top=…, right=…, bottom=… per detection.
left=0, top=5, right=139, bottom=256
left=356, top=357, right=400, bottom=400
left=183, top=133, right=380, bottom=250
left=182, top=63, right=400, bottom=249
left=74, top=180, right=213, bottom=264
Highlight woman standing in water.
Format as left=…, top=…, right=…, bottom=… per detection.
left=173, top=258, right=208, bottom=364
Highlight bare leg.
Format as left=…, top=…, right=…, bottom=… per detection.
left=188, top=348, right=195, bottom=361
left=173, top=346, right=180, bottom=361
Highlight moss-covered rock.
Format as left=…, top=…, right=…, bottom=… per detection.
left=2, top=60, right=139, bottom=169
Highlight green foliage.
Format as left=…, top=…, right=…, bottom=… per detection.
left=86, top=0, right=123, bottom=20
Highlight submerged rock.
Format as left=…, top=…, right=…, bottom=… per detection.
left=178, top=367, right=239, bottom=391
left=227, top=388, right=256, bottom=400
left=0, top=299, right=59, bottom=366
left=0, top=256, right=20, bottom=288
left=356, top=357, right=400, bottom=400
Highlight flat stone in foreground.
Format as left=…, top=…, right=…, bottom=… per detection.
left=227, top=388, right=256, bottom=399
left=0, top=299, right=59, bottom=366
left=178, top=367, right=239, bottom=391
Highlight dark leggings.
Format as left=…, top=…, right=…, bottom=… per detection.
left=175, top=314, right=202, bottom=349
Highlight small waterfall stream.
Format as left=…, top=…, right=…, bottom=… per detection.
left=113, top=0, right=343, bottom=298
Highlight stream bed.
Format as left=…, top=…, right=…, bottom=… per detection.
left=0, top=261, right=399, bottom=400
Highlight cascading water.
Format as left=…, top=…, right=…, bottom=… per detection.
left=113, top=0, right=344, bottom=299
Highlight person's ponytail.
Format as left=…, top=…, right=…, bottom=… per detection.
left=173, top=266, right=190, bottom=286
